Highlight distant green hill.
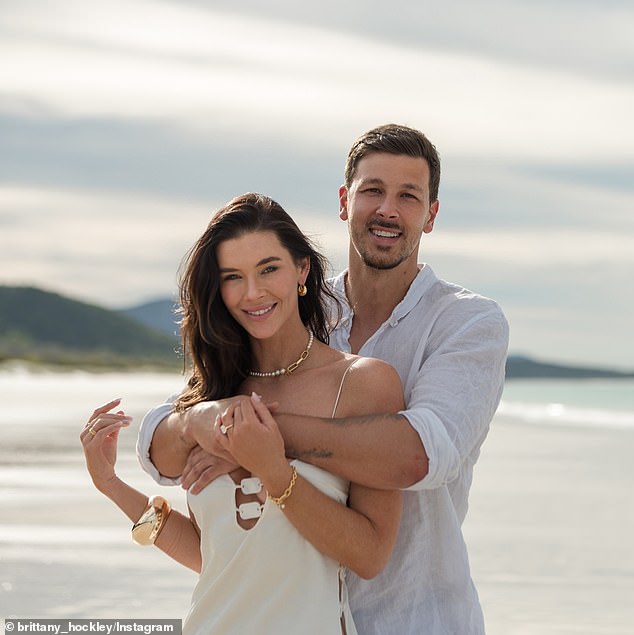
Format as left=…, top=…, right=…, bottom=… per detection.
left=122, top=297, right=180, bottom=338
left=505, top=355, right=633, bottom=380
left=0, top=286, right=180, bottom=369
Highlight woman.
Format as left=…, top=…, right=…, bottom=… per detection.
left=81, top=193, right=404, bottom=634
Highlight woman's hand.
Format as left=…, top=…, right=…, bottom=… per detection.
left=187, top=395, right=279, bottom=459
left=80, top=398, right=132, bottom=493
left=216, top=393, right=290, bottom=489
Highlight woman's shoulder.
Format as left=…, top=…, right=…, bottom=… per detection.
left=311, top=343, right=401, bottom=392
left=318, top=345, right=400, bottom=381
left=346, top=353, right=394, bottom=372
left=334, top=354, right=404, bottom=415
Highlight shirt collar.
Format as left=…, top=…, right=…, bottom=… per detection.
left=331, top=264, right=437, bottom=326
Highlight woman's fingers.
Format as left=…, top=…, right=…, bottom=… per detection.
left=81, top=420, right=128, bottom=444
left=249, top=392, right=275, bottom=425
left=81, top=413, right=131, bottom=443
left=88, top=398, right=122, bottom=423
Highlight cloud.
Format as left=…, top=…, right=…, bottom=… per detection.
left=1, top=0, right=632, bottom=369
left=1, top=0, right=632, bottom=160
left=440, top=158, right=634, bottom=230
left=175, top=0, right=633, bottom=82
left=425, top=229, right=634, bottom=266
left=0, top=184, right=345, bottom=306
left=0, top=185, right=206, bottom=304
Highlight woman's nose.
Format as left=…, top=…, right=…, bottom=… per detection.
left=244, top=276, right=263, bottom=299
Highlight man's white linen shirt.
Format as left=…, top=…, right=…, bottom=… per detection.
left=136, top=265, right=509, bottom=635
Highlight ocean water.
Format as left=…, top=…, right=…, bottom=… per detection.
left=2, top=366, right=632, bottom=429
left=500, top=377, right=634, bottom=429
left=2, top=366, right=632, bottom=443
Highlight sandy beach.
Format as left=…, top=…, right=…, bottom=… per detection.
left=465, top=414, right=634, bottom=635
left=1, top=370, right=633, bottom=634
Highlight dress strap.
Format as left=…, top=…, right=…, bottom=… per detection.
left=331, top=358, right=362, bottom=418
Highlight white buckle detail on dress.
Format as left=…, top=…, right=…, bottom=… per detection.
left=235, top=477, right=264, bottom=520
left=236, top=501, right=264, bottom=520
left=237, top=476, right=262, bottom=495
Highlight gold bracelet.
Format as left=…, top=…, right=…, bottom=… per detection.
left=268, top=466, right=298, bottom=509
left=131, top=496, right=171, bottom=545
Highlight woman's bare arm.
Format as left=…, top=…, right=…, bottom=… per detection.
left=82, top=400, right=201, bottom=572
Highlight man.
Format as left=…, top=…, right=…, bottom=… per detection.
left=137, top=123, right=509, bottom=634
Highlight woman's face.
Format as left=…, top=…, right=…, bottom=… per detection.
left=216, top=230, right=309, bottom=340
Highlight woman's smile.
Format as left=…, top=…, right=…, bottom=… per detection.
left=244, top=303, right=277, bottom=319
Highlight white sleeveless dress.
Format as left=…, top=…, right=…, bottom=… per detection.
left=183, top=365, right=359, bottom=635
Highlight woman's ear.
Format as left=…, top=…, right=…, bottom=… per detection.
left=298, top=257, right=310, bottom=284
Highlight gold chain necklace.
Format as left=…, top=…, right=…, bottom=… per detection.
left=249, top=332, right=314, bottom=377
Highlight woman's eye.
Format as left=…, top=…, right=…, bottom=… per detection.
left=222, top=274, right=240, bottom=282
left=262, top=266, right=278, bottom=274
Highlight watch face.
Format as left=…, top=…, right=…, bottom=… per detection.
left=237, top=501, right=263, bottom=520
left=239, top=477, right=262, bottom=495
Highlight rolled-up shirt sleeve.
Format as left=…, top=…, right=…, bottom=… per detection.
left=401, top=304, right=509, bottom=492
left=136, top=393, right=181, bottom=486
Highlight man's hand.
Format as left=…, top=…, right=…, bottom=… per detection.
left=181, top=445, right=238, bottom=494
left=152, top=396, right=249, bottom=477
left=151, top=394, right=279, bottom=482
left=185, top=395, right=279, bottom=454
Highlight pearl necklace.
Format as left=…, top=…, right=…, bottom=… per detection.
left=249, top=332, right=314, bottom=377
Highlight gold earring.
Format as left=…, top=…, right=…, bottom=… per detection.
left=297, top=283, right=307, bottom=297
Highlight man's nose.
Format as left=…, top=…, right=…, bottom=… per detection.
left=377, top=194, right=399, bottom=218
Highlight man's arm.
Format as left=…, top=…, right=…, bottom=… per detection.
left=141, top=400, right=229, bottom=480
left=145, top=408, right=426, bottom=491
left=136, top=396, right=184, bottom=485
left=137, top=383, right=425, bottom=490
left=137, top=395, right=251, bottom=485
left=276, top=411, right=427, bottom=490
left=148, top=409, right=197, bottom=479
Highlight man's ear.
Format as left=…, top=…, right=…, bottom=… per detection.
left=423, top=200, right=440, bottom=234
left=339, top=185, right=349, bottom=221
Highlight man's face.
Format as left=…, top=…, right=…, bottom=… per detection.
left=339, top=152, right=439, bottom=271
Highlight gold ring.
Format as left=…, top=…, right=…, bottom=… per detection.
left=219, top=423, right=233, bottom=435
left=88, top=426, right=97, bottom=436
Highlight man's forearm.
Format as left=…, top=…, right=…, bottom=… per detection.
left=276, top=412, right=428, bottom=489
left=149, top=410, right=197, bottom=478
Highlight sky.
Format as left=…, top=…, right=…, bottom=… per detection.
left=1, top=0, right=633, bottom=370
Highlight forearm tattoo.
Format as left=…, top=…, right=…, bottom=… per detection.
left=285, top=413, right=400, bottom=461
